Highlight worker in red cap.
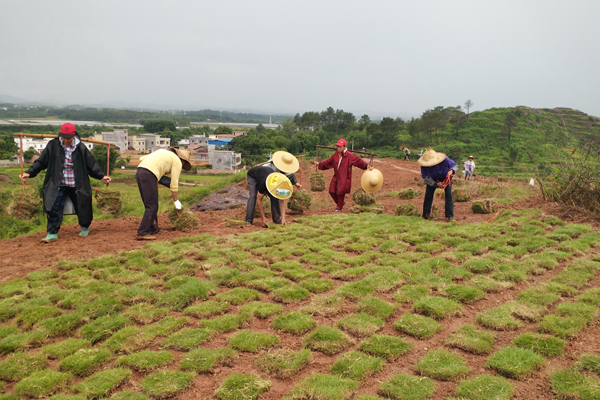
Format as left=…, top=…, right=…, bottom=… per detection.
left=314, top=139, right=371, bottom=212
left=20, top=123, right=111, bottom=242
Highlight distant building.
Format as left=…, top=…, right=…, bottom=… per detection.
left=189, top=135, right=209, bottom=147
left=101, top=129, right=128, bottom=153
left=135, top=134, right=171, bottom=153
left=13, top=137, right=52, bottom=152
left=208, top=150, right=242, bottom=170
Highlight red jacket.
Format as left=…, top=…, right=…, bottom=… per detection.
left=318, top=150, right=368, bottom=195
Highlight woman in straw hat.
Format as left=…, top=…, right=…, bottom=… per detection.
left=135, top=147, right=192, bottom=240
left=417, top=149, right=458, bottom=222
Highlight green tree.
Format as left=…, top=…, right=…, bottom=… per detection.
left=214, top=126, right=233, bottom=135
left=91, top=145, right=120, bottom=175
left=142, top=120, right=176, bottom=133
left=0, top=135, right=18, bottom=160
left=504, top=112, right=518, bottom=142
left=23, top=146, right=37, bottom=161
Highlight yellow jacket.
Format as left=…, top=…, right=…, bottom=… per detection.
left=138, top=149, right=182, bottom=192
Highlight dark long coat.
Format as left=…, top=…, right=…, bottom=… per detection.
left=26, top=136, right=105, bottom=227
left=318, top=150, right=368, bottom=195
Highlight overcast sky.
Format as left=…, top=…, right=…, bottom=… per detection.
left=1, top=0, right=599, bottom=118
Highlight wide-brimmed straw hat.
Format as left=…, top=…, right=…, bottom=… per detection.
left=272, top=151, right=299, bottom=173
left=417, top=149, right=446, bottom=167
left=361, top=168, right=384, bottom=193
left=170, top=147, right=192, bottom=171
left=266, top=172, right=293, bottom=200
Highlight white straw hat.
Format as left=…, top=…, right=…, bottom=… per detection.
left=361, top=168, right=384, bottom=193
left=417, top=149, right=446, bottom=167
left=272, top=151, right=299, bottom=173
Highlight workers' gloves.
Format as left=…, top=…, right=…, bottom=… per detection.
left=174, top=200, right=182, bottom=210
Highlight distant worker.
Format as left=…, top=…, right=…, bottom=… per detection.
left=315, top=139, right=371, bottom=212
left=246, top=151, right=300, bottom=227
left=463, top=156, right=476, bottom=180
left=135, top=147, right=192, bottom=240
left=360, top=148, right=366, bottom=159
left=19, top=123, right=111, bottom=243
left=404, top=147, right=411, bottom=161
left=417, top=149, right=458, bottom=222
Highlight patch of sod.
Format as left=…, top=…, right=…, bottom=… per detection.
left=247, top=277, right=292, bottom=292
left=579, top=353, right=600, bottom=376
left=228, top=330, right=280, bottom=352
left=183, top=300, right=230, bottom=318
left=413, top=296, right=462, bottom=320
left=48, top=394, right=87, bottom=400
left=123, top=303, right=168, bottom=324
left=555, top=302, right=599, bottom=322
left=179, top=347, right=238, bottom=373
left=302, top=293, right=345, bottom=317
left=282, top=268, right=321, bottom=281
left=77, top=296, right=125, bottom=319
left=272, top=285, right=311, bottom=303
left=330, top=351, right=385, bottom=380
left=358, top=334, right=413, bottom=361
left=14, top=369, right=72, bottom=398
left=239, top=301, right=284, bottom=318
left=415, top=349, right=471, bottom=381
left=550, top=368, right=600, bottom=399
left=273, top=312, right=316, bottom=335
left=513, top=333, right=565, bottom=357
left=255, top=348, right=311, bottom=379
left=437, top=266, right=473, bottom=281
left=445, top=324, right=494, bottom=355
left=454, top=374, right=514, bottom=400
left=469, top=275, right=513, bottom=293
left=118, top=285, right=159, bottom=305
left=538, top=315, right=589, bottom=339
left=394, top=312, right=443, bottom=339
left=115, top=350, right=174, bottom=372
left=357, top=297, right=395, bottom=320
left=214, top=373, right=271, bottom=400
left=476, top=305, right=522, bottom=331
left=40, top=313, right=84, bottom=337
left=26, top=269, right=59, bottom=281
left=0, top=331, right=46, bottom=354
left=0, top=279, right=29, bottom=298
left=200, top=313, right=251, bottom=332
left=216, top=288, right=261, bottom=305
left=442, top=285, right=485, bottom=304
left=377, top=374, right=435, bottom=400
left=41, top=338, right=91, bottom=359
left=360, top=271, right=404, bottom=293
left=487, top=346, right=544, bottom=379
left=143, top=316, right=188, bottom=337
left=304, top=326, right=355, bottom=356
left=393, top=285, right=429, bottom=304
left=80, top=313, right=132, bottom=344
left=577, top=288, right=600, bottom=306
left=300, top=278, right=334, bottom=293
left=285, top=373, right=358, bottom=400
left=336, top=281, right=374, bottom=300
left=59, top=348, right=112, bottom=376
left=16, top=305, right=62, bottom=329
left=332, top=266, right=371, bottom=281
left=0, top=351, right=48, bottom=381
left=162, top=328, right=214, bottom=351
left=504, top=301, right=546, bottom=322
left=109, top=391, right=151, bottom=400
left=337, top=313, right=385, bottom=337
left=0, top=324, right=17, bottom=339
left=140, top=370, right=195, bottom=399
left=156, top=278, right=214, bottom=311
left=518, top=289, right=560, bottom=308
left=102, top=326, right=144, bottom=354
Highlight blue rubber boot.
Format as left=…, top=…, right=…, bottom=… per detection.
left=41, top=233, right=58, bottom=243
left=79, top=228, right=89, bottom=237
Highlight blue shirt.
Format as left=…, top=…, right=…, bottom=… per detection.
left=421, top=157, right=458, bottom=186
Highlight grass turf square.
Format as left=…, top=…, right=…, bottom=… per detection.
left=413, top=296, right=462, bottom=320
left=487, top=346, right=544, bottom=379
left=59, top=348, right=111, bottom=376
left=512, top=333, right=565, bottom=357
left=215, top=288, right=261, bottom=305
left=272, top=312, right=316, bottom=335
left=228, top=330, right=280, bottom=352
left=14, top=369, right=72, bottom=398
left=162, top=328, right=215, bottom=351
left=394, top=312, right=443, bottom=339
left=255, top=349, right=311, bottom=379
left=330, top=351, right=385, bottom=380
left=239, top=301, right=284, bottom=318
left=415, top=349, right=471, bottom=381
left=357, top=297, right=395, bottom=320
left=377, top=374, right=435, bottom=400
left=74, top=368, right=131, bottom=399
left=300, top=278, right=334, bottom=293
left=445, top=324, right=494, bottom=355
left=179, top=347, right=237, bottom=373
left=358, top=334, right=413, bottom=361
left=454, top=374, right=514, bottom=400
left=0, top=352, right=47, bottom=381
left=183, top=300, right=230, bottom=318
left=271, top=285, right=311, bottom=303
left=304, top=326, right=355, bottom=355
left=214, top=373, right=271, bottom=400
left=285, top=373, right=358, bottom=400
left=115, top=350, right=174, bottom=372
left=337, top=313, right=385, bottom=337
left=141, top=370, right=195, bottom=399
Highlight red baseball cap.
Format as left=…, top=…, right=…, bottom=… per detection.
left=335, top=139, right=347, bottom=147
left=59, top=123, right=77, bottom=138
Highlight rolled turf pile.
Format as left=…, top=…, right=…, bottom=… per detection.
left=287, top=189, right=312, bottom=214
left=395, top=204, right=420, bottom=217
left=453, top=189, right=470, bottom=202
left=352, top=188, right=375, bottom=206
left=398, top=187, right=419, bottom=199
left=95, top=189, right=122, bottom=214
left=309, top=172, right=326, bottom=192
left=350, top=203, right=384, bottom=214
left=472, top=199, right=498, bottom=214
left=168, top=209, right=200, bottom=231
left=9, top=186, right=41, bottom=219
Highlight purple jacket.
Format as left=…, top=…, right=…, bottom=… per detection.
left=421, top=157, right=458, bottom=186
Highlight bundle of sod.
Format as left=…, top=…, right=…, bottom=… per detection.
left=352, top=188, right=375, bottom=206
left=472, top=199, right=498, bottom=214
left=168, top=209, right=200, bottom=231
left=94, top=189, right=122, bottom=214
left=395, top=204, right=420, bottom=217
left=350, top=204, right=384, bottom=214
left=9, top=186, right=41, bottom=219
left=453, top=188, right=470, bottom=202
left=309, top=172, right=326, bottom=192
left=287, top=189, right=312, bottom=214
left=398, top=187, right=419, bottom=199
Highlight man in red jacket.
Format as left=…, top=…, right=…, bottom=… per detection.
left=315, top=139, right=371, bottom=212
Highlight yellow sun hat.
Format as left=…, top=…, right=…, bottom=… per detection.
left=417, top=149, right=446, bottom=167
left=266, top=172, right=293, bottom=200
left=361, top=168, right=384, bottom=193
left=272, top=151, right=299, bottom=174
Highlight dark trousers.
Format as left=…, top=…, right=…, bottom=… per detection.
left=329, top=192, right=346, bottom=210
left=404, top=153, right=410, bottom=161
left=422, top=183, right=454, bottom=219
left=245, top=175, right=281, bottom=224
left=47, top=186, right=83, bottom=234
left=136, top=168, right=160, bottom=236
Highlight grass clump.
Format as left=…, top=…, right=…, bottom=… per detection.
left=357, top=297, right=395, bottom=320
left=255, top=349, right=311, bottom=379
left=454, top=374, right=514, bottom=400
left=40, top=313, right=84, bottom=337
left=442, top=285, right=485, bottom=304
left=555, top=301, right=599, bottom=322
left=337, top=313, right=385, bottom=337
left=304, top=326, right=355, bottom=355
left=273, top=312, right=316, bottom=335
left=179, top=347, right=237, bottom=373
left=579, top=353, right=600, bottom=376
left=116, top=350, right=174, bottom=372
left=415, top=349, right=471, bottom=381
left=59, top=348, right=111, bottom=376
left=228, top=330, right=280, bottom=352
left=239, top=301, right=283, bottom=318
left=109, top=391, right=151, bottom=400
left=469, top=275, right=513, bottom=293
left=0, top=352, right=48, bottom=381
left=377, top=374, right=435, bottom=400
left=538, top=314, right=589, bottom=339
left=141, top=370, right=195, bottom=399
left=16, top=305, right=62, bottom=329
left=330, top=351, right=385, bottom=380
left=123, top=303, right=168, bottom=324
left=394, top=312, right=444, bottom=339
left=215, top=373, right=271, bottom=400
left=445, top=324, right=494, bottom=355
left=358, top=334, right=413, bottom=361
left=513, top=333, right=565, bottom=357
left=285, top=373, right=358, bottom=400
left=272, top=285, right=311, bottom=303
left=487, top=346, right=544, bottom=379
left=183, top=300, right=230, bottom=318
left=15, top=369, right=72, bottom=398
left=300, top=278, right=334, bottom=293
left=550, top=368, right=600, bottom=400
left=0, top=279, right=29, bottom=298
left=162, top=328, right=214, bottom=351
left=393, top=285, right=429, bottom=304
left=75, top=368, right=131, bottom=399
left=302, top=293, right=345, bottom=317
left=157, top=278, right=213, bottom=311
left=0, top=330, right=46, bottom=354
left=42, top=338, right=91, bottom=359
left=80, top=313, right=132, bottom=343
left=413, top=296, right=462, bottom=320
left=216, top=288, right=261, bottom=305
left=200, top=313, right=250, bottom=332
left=476, top=305, right=522, bottom=331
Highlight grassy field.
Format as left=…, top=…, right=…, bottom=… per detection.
left=0, top=209, right=599, bottom=399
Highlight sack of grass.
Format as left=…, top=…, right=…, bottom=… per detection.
left=352, top=188, right=375, bottom=206
left=94, top=189, right=122, bottom=214
left=395, top=204, right=420, bottom=217
left=168, top=209, right=200, bottom=231
left=287, top=189, right=312, bottom=214
left=471, top=199, right=498, bottom=214
left=309, top=172, right=326, bottom=192
left=9, top=185, right=41, bottom=219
